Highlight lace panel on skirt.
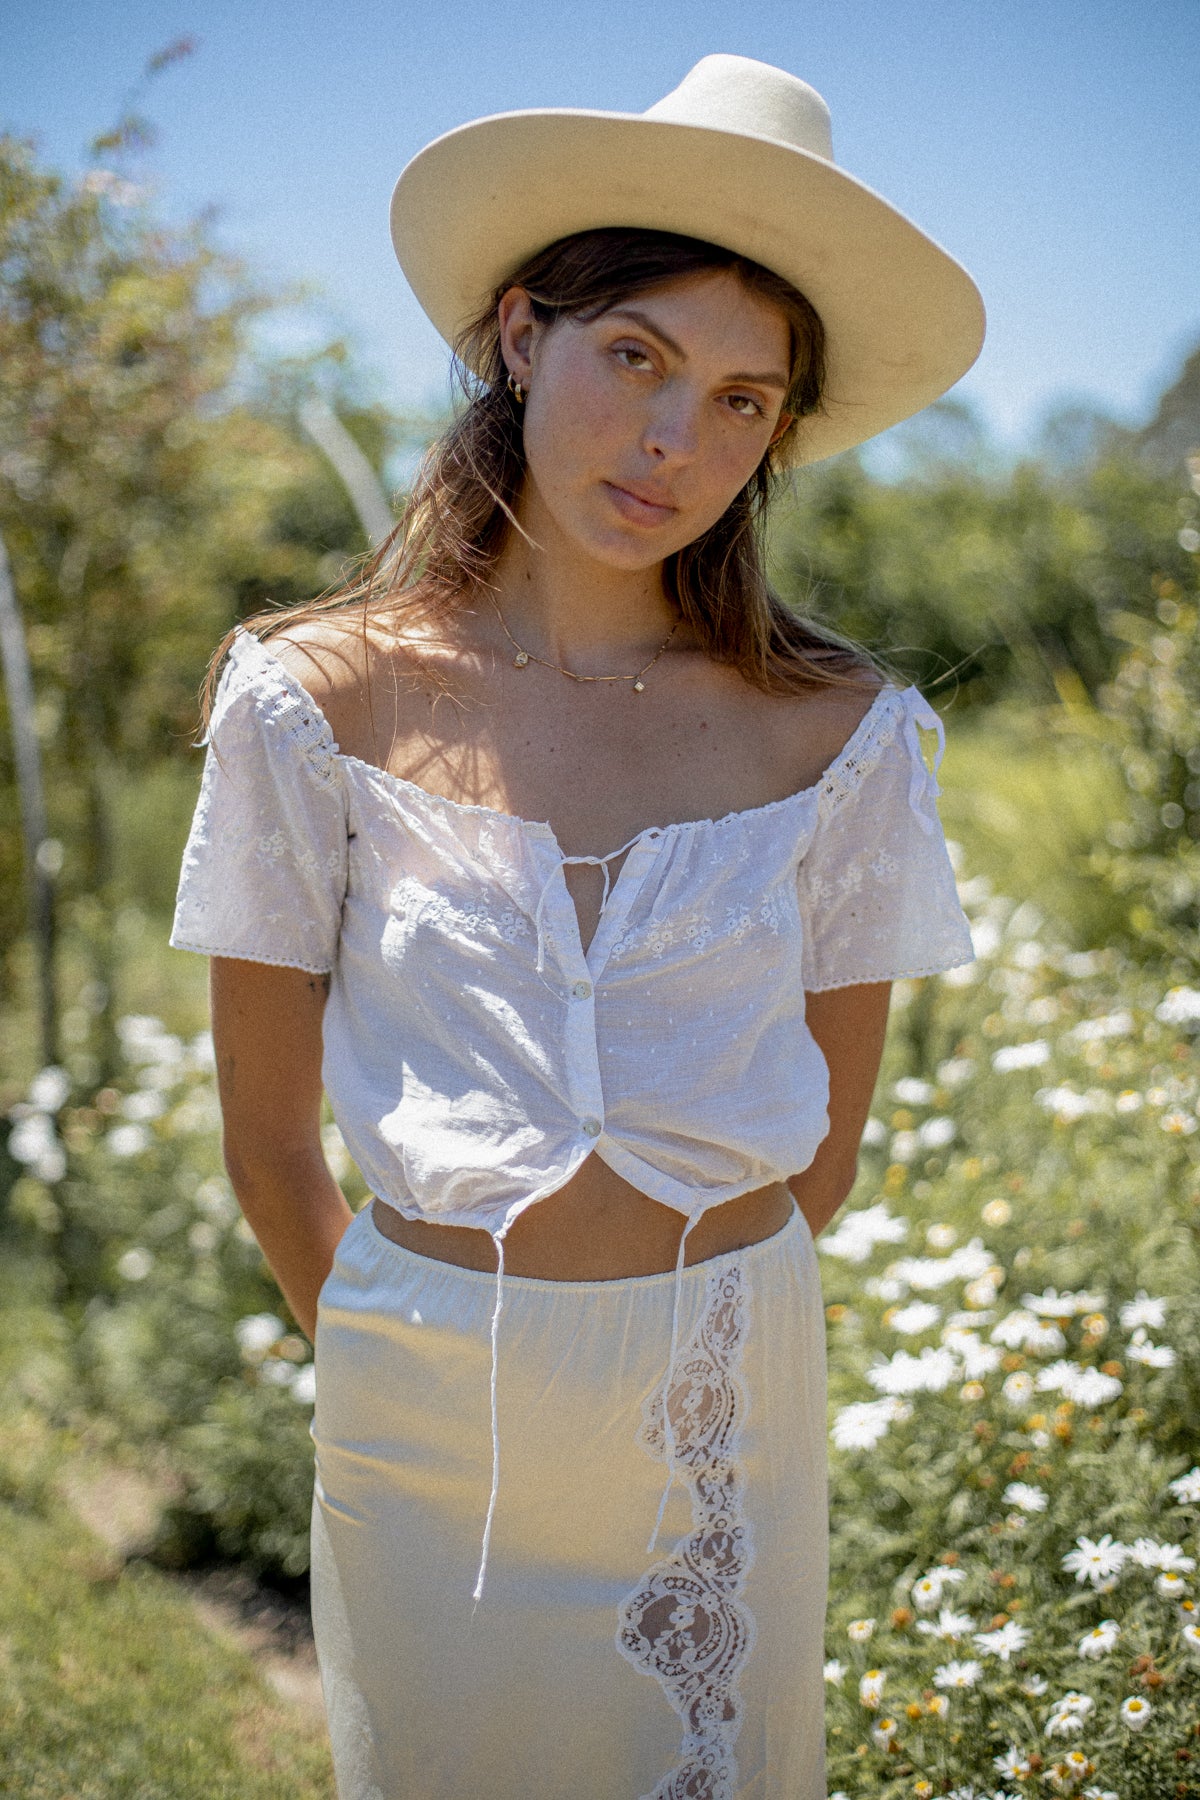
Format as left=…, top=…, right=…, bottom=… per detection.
left=616, top=1263, right=755, bottom=1800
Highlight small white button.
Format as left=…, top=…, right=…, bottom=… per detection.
left=580, top=1115, right=602, bottom=1138
left=571, top=979, right=593, bottom=1000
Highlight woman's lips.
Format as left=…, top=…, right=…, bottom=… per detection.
left=603, top=481, right=677, bottom=525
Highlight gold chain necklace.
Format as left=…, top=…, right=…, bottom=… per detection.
left=487, top=590, right=678, bottom=693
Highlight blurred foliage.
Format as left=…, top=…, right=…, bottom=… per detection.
left=769, top=411, right=1198, bottom=708
left=0, top=127, right=406, bottom=1052
left=1084, top=560, right=1200, bottom=970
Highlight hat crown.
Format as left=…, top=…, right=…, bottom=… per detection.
left=642, top=54, right=834, bottom=164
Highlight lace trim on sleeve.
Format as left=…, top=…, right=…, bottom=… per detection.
left=616, top=1262, right=755, bottom=1800
left=212, top=629, right=341, bottom=789
left=814, top=686, right=907, bottom=822
left=168, top=939, right=335, bottom=976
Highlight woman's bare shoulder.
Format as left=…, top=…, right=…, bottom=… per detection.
left=261, top=606, right=439, bottom=761
left=759, top=664, right=890, bottom=790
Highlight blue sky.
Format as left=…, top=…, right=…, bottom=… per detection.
left=4, top=0, right=1199, bottom=457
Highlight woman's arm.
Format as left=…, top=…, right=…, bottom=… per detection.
left=210, top=956, right=355, bottom=1343
left=787, top=980, right=892, bottom=1238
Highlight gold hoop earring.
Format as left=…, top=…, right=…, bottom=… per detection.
left=506, top=372, right=526, bottom=404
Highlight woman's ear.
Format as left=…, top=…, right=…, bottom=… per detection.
left=768, top=410, right=796, bottom=449
left=497, top=286, right=538, bottom=389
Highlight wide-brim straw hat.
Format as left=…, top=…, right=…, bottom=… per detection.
left=389, top=53, right=985, bottom=466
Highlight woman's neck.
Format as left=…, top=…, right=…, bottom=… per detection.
left=487, top=487, right=682, bottom=674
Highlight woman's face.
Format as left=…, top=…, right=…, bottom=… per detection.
left=499, top=268, right=795, bottom=571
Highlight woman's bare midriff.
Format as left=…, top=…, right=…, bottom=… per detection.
left=370, top=1154, right=798, bottom=1281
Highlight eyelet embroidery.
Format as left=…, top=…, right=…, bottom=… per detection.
left=616, top=1263, right=755, bottom=1800
left=611, top=891, right=791, bottom=965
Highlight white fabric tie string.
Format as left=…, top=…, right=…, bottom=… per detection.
left=472, top=1226, right=508, bottom=1609
left=646, top=1209, right=701, bottom=1555
left=899, top=688, right=946, bottom=834
left=531, top=829, right=653, bottom=980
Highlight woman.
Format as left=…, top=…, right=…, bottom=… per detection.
left=171, top=54, right=983, bottom=1800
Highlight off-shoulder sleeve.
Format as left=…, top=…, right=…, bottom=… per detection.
left=169, top=632, right=349, bottom=974
left=797, top=685, right=976, bottom=991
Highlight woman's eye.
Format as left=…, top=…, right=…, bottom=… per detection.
left=726, top=393, right=766, bottom=419
left=614, top=345, right=654, bottom=370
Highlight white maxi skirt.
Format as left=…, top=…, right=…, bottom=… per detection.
left=309, top=1196, right=830, bottom=1799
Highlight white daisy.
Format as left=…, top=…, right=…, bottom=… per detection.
left=992, top=1040, right=1051, bottom=1071
left=1082, top=1788, right=1119, bottom=1800
left=1119, top=1290, right=1167, bottom=1331
left=818, top=1201, right=908, bottom=1263
left=858, top=1667, right=886, bottom=1708
left=1168, top=1466, right=1200, bottom=1504
left=823, top=1658, right=847, bottom=1685
left=1053, top=1753, right=1096, bottom=1786
left=1024, top=1320, right=1070, bottom=1356
left=1021, top=1287, right=1106, bottom=1317
left=943, top=1326, right=1003, bottom=1378
left=1129, top=1538, right=1196, bottom=1573
left=865, top=1345, right=959, bottom=1395
left=965, top=1273, right=1004, bottom=1308
left=1001, top=1371, right=1035, bottom=1406
left=1068, top=1010, right=1133, bottom=1042
left=847, top=1617, right=876, bottom=1642
left=1019, top=1673, right=1049, bottom=1697
left=974, top=1620, right=1030, bottom=1661
left=831, top=1396, right=911, bottom=1451
left=893, top=1076, right=935, bottom=1105
left=1156, top=1571, right=1189, bottom=1599
left=1120, top=1694, right=1152, bottom=1729
left=1003, top=1481, right=1048, bottom=1512
left=937, top=1056, right=977, bottom=1086
left=1062, top=1535, right=1129, bottom=1586
left=1036, top=1084, right=1111, bottom=1121
left=933, top=1659, right=982, bottom=1688
left=1155, top=985, right=1200, bottom=1024
left=994, top=1746, right=1033, bottom=1778
left=916, top=1606, right=976, bottom=1641
left=1181, top=1623, right=1200, bottom=1659
left=991, top=1308, right=1043, bottom=1349
left=891, top=1239, right=995, bottom=1289
left=1077, top=1619, right=1119, bottom=1658
left=888, top=1300, right=943, bottom=1335
left=871, top=1715, right=901, bottom=1750
left=911, top=1566, right=966, bottom=1612
left=1044, top=1708, right=1085, bottom=1739
left=235, top=1312, right=287, bottom=1358
left=1064, top=1366, right=1124, bottom=1407
left=1126, top=1335, right=1176, bottom=1368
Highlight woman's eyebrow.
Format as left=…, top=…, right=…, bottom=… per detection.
left=604, top=307, right=791, bottom=389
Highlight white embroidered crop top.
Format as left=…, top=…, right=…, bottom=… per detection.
left=171, top=627, right=976, bottom=1595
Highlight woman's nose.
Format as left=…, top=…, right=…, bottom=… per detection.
left=643, top=385, right=701, bottom=461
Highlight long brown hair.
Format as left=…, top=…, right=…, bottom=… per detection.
left=203, top=227, right=893, bottom=722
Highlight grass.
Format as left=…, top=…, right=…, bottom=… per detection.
left=933, top=689, right=1129, bottom=953
left=0, top=1243, right=335, bottom=1799
left=0, top=1492, right=336, bottom=1799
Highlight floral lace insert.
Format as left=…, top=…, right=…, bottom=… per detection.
left=616, top=1264, right=756, bottom=1800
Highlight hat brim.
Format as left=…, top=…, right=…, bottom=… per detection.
left=390, top=108, right=986, bottom=466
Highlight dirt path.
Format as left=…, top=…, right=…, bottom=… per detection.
left=55, top=1453, right=328, bottom=1726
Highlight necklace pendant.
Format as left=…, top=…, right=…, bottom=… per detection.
left=633, top=678, right=645, bottom=692
left=513, top=650, right=529, bottom=667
